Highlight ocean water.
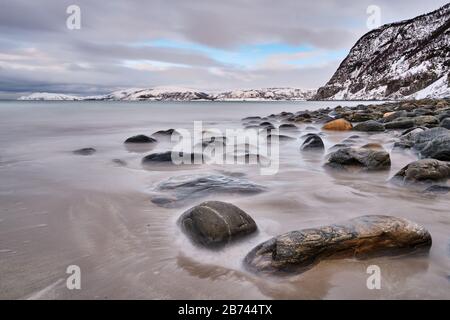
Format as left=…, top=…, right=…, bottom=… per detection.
left=0, top=100, right=449, bottom=299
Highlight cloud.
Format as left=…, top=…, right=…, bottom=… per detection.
left=0, top=0, right=448, bottom=96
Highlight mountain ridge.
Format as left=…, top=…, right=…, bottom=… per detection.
left=18, top=87, right=317, bottom=101
left=314, top=3, right=450, bottom=100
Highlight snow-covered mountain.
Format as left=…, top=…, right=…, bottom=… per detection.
left=18, top=87, right=316, bottom=101
left=215, top=88, right=316, bottom=100
left=18, top=92, right=82, bottom=101
left=314, top=3, right=450, bottom=100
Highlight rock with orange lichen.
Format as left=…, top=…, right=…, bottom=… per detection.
left=322, top=118, right=353, bottom=131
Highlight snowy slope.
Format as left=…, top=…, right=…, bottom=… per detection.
left=215, top=88, right=316, bottom=100
left=18, top=92, right=82, bottom=101
left=315, top=3, right=450, bottom=100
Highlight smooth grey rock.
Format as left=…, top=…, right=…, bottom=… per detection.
left=301, top=134, right=324, bottom=150
left=178, top=201, right=257, bottom=247
left=419, top=135, right=450, bottom=161
left=151, top=174, right=266, bottom=207
left=391, top=159, right=450, bottom=185
left=325, top=147, right=391, bottom=171
left=353, top=120, right=385, bottom=132
left=124, top=134, right=157, bottom=144
left=244, top=215, right=431, bottom=274
left=73, top=147, right=96, bottom=156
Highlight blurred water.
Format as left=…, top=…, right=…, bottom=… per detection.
left=0, top=101, right=449, bottom=299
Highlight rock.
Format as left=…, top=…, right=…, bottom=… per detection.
left=259, top=121, right=274, bottom=128
left=301, top=134, right=324, bottom=150
left=353, top=120, right=385, bottom=132
left=178, top=201, right=257, bottom=248
left=151, top=174, right=266, bottom=207
left=267, top=134, right=296, bottom=142
left=413, top=115, right=439, bottom=127
left=244, top=215, right=431, bottom=274
left=152, top=129, right=179, bottom=138
left=383, top=110, right=407, bottom=122
left=242, top=116, right=261, bottom=121
left=142, top=151, right=204, bottom=164
left=361, top=143, right=384, bottom=150
left=124, top=134, right=157, bottom=144
left=385, top=119, right=415, bottom=130
left=73, top=147, right=96, bottom=156
left=279, top=123, right=298, bottom=130
left=440, top=118, right=450, bottom=129
left=423, top=185, right=450, bottom=194
left=438, top=111, right=450, bottom=121
left=325, top=147, right=391, bottom=171
left=391, top=159, right=450, bottom=185
left=394, top=127, right=446, bottom=151
left=419, top=135, right=450, bottom=160
left=322, top=119, right=353, bottom=131
left=346, top=112, right=381, bottom=122
left=112, top=159, right=127, bottom=166
left=329, top=143, right=348, bottom=151
left=412, top=127, right=449, bottom=149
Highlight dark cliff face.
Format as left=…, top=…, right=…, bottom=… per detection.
left=314, top=3, right=450, bottom=100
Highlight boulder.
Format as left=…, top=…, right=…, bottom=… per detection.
left=440, top=118, right=450, bottom=129
left=178, top=201, right=257, bottom=247
left=300, top=134, right=324, bottom=150
left=325, top=147, right=391, bottom=171
left=413, top=115, right=439, bottom=127
left=151, top=129, right=179, bottom=138
left=244, top=215, right=431, bottom=274
left=73, top=147, right=96, bottom=156
left=383, top=110, right=407, bottom=122
left=391, top=159, right=450, bottom=185
left=419, top=135, right=450, bottom=161
left=124, top=134, right=157, bottom=144
left=353, top=120, right=385, bottom=132
left=322, top=119, right=353, bottom=131
left=278, top=123, right=298, bottom=130
left=385, top=118, right=415, bottom=130
left=142, top=151, right=204, bottom=164
left=151, top=174, right=266, bottom=207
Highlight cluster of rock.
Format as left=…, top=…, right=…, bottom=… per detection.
left=69, top=98, right=449, bottom=275
left=176, top=201, right=432, bottom=274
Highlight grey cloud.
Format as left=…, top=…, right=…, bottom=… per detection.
left=0, top=0, right=449, bottom=96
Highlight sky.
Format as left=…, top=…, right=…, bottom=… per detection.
left=0, top=0, right=448, bottom=98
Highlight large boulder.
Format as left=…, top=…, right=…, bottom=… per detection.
left=419, top=135, right=450, bottom=161
left=151, top=174, right=266, bottom=207
left=178, top=201, right=257, bottom=248
left=353, top=120, right=385, bottom=132
left=390, top=159, right=450, bottom=185
left=244, top=215, right=432, bottom=274
left=325, top=147, right=391, bottom=171
left=300, top=134, right=324, bottom=150
left=322, top=119, right=353, bottom=131
left=397, top=127, right=448, bottom=150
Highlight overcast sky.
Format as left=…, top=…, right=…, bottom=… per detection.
left=0, top=0, right=448, bottom=98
